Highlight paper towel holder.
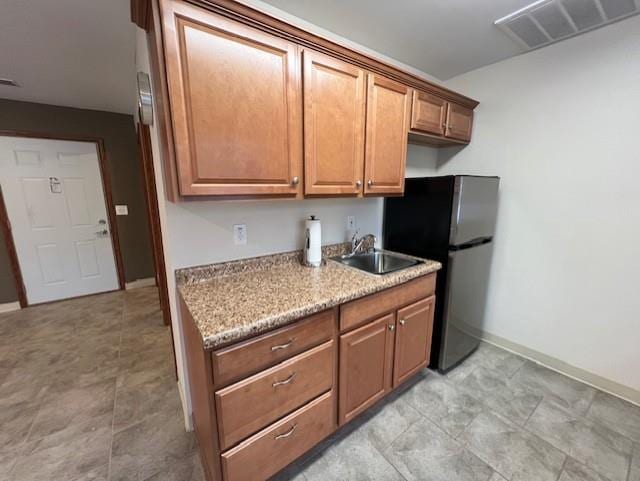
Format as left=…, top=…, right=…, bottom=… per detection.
left=304, top=215, right=322, bottom=267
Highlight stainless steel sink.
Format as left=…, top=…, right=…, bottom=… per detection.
left=331, top=251, right=422, bottom=275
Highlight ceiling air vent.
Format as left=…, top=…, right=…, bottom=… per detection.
left=495, top=0, right=640, bottom=50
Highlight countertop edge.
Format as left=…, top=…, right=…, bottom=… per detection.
left=180, top=255, right=441, bottom=351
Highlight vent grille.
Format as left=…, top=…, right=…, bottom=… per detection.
left=0, top=78, right=19, bottom=87
left=495, top=0, right=640, bottom=50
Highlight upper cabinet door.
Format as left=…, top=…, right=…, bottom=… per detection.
left=410, top=90, right=447, bottom=136
left=363, top=75, right=410, bottom=196
left=393, top=296, right=435, bottom=387
left=161, top=0, right=303, bottom=196
left=303, top=50, right=366, bottom=196
left=445, top=103, right=474, bottom=142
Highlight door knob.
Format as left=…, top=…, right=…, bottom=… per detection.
left=399, top=319, right=406, bottom=326
left=291, top=176, right=300, bottom=185
left=388, top=324, right=395, bottom=331
left=355, top=180, right=362, bottom=187
left=367, top=180, right=374, bottom=187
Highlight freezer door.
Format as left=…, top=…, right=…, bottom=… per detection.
left=439, top=241, right=494, bottom=372
left=450, top=176, right=499, bottom=246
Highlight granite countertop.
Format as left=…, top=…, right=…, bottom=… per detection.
left=177, top=245, right=441, bottom=350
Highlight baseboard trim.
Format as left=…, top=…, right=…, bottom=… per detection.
left=480, top=331, right=640, bottom=407
left=125, top=277, right=156, bottom=290
left=177, top=379, right=194, bottom=432
left=0, top=301, right=21, bottom=313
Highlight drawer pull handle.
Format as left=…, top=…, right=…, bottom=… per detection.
left=272, top=372, right=296, bottom=387
left=399, top=319, right=406, bottom=326
left=274, top=424, right=297, bottom=440
left=271, top=339, right=295, bottom=351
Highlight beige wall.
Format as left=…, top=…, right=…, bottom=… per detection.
left=0, top=99, right=155, bottom=303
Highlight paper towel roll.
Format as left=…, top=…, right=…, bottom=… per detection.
left=304, top=215, right=322, bottom=267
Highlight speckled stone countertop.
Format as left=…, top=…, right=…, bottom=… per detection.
left=177, top=244, right=441, bottom=350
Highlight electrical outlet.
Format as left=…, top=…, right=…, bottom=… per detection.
left=347, top=216, right=356, bottom=231
left=233, top=224, right=247, bottom=245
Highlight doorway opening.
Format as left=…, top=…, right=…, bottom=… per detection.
left=0, top=132, right=125, bottom=306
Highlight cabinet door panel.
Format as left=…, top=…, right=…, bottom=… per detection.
left=393, top=296, right=435, bottom=387
left=364, top=75, right=410, bottom=196
left=161, top=0, right=302, bottom=196
left=410, top=90, right=447, bottom=136
left=303, top=50, right=365, bottom=196
left=445, top=103, right=473, bottom=142
left=339, top=313, right=394, bottom=425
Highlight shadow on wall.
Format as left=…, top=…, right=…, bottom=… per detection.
left=437, top=145, right=466, bottom=170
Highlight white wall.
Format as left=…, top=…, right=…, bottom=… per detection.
left=166, top=199, right=381, bottom=268
left=405, top=143, right=439, bottom=178
left=135, top=28, right=193, bottom=427
left=436, top=15, right=640, bottom=397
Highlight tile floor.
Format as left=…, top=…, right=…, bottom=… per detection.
left=0, top=287, right=202, bottom=481
left=277, top=341, right=640, bottom=481
left=1, top=287, right=639, bottom=481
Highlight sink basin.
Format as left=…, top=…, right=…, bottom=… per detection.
left=331, top=251, right=422, bottom=275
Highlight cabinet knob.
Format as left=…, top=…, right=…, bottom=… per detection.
left=355, top=180, right=362, bottom=187
left=388, top=324, right=395, bottom=331
left=399, top=319, right=406, bottom=326
left=367, top=180, right=374, bottom=187
left=291, top=176, right=300, bottom=185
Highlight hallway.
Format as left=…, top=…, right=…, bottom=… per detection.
left=0, top=287, right=203, bottom=481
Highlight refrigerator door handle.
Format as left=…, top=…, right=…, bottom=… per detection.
left=449, top=236, right=492, bottom=251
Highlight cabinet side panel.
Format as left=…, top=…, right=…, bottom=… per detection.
left=179, top=296, right=222, bottom=481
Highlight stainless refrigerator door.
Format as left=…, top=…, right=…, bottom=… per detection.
left=439, top=241, right=494, bottom=372
left=450, top=176, right=500, bottom=246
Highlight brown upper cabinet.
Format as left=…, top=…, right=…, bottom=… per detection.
left=410, top=90, right=447, bottom=137
left=409, top=89, right=474, bottom=145
left=303, top=50, right=365, bottom=196
left=160, top=0, right=303, bottom=197
left=364, top=75, right=410, bottom=196
left=445, top=102, right=474, bottom=142
left=148, top=0, right=478, bottom=200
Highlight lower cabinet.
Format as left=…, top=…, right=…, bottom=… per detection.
left=338, top=313, right=395, bottom=424
left=393, top=296, right=435, bottom=386
left=221, top=391, right=334, bottom=481
left=339, top=294, right=435, bottom=425
left=180, top=273, right=436, bottom=481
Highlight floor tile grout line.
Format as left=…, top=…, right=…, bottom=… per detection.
left=554, top=454, right=569, bottom=481
left=523, top=394, right=544, bottom=427
left=107, top=296, right=125, bottom=481
left=508, top=358, right=527, bottom=379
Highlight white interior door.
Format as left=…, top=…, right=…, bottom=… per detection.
left=0, top=136, right=119, bottom=304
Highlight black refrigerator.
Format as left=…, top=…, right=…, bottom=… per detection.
left=384, top=175, right=500, bottom=372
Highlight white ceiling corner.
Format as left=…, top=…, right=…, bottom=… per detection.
left=0, top=0, right=136, bottom=114
left=256, top=0, right=639, bottom=80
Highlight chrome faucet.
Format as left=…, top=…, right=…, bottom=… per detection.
left=350, top=231, right=377, bottom=256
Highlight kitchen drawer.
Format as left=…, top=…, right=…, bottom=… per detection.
left=221, top=391, right=335, bottom=481
left=215, top=340, right=334, bottom=450
left=212, top=308, right=335, bottom=388
left=340, top=274, right=435, bottom=332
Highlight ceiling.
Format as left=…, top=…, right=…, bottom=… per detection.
left=257, top=0, right=567, bottom=80
left=0, top=0, right=135, bottom=114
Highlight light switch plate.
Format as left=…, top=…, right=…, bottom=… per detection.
left=115, top=205, right=128, bottom=216
left=233, top=224, right=247, bottom=245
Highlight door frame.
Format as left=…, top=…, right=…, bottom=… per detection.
left=0, top=130, right=126, bottom=306
left=136, top=122, right=170, bottom=326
